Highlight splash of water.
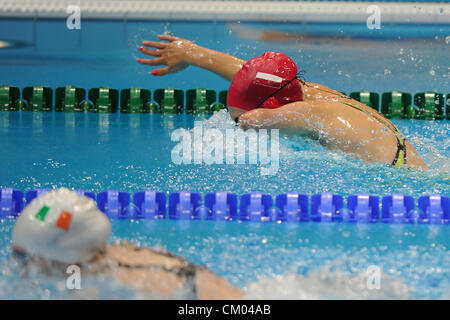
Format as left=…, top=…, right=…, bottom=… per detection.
left=242, top=267, right=410, bottom=300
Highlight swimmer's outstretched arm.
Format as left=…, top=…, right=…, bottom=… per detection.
left=138, top=35, right=246, bottom=81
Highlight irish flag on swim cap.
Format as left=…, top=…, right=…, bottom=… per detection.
left=34, top=204, right=73, bottom=231
left=12, top=188, right=111, bottom=264
left=227, top=52, right=304, bottom=111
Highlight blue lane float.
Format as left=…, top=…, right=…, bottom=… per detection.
left=418, top=195, right=449, bottom=224
left=1, top=188, right=449, bottom=224
left=169, top=191, right=202, bottom=220
left=97, top=190, right=131, bottom=219
left=240, top=192, right=274, bottom=222
left=77, top=190, right=96, bottom=201
left=382, top=194, right=415, bottom=224
left=345, top=194, right=379, bottom=223
left=133, top=191, right=166, bottom=219
left=204, top=191, right=237, bottom=221
left=276, top=192, right=309, bottom=222
left=26, top=189, right=49, bottom=204
left=310, top=193, right=344, bottom=223
left=0, top=188, right=23, bottom=217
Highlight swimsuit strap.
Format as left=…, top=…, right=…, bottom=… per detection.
left=339, top=101, right=403, bottom=135
left=339, top=101, right=407, bottom=166
left=392, top=137, right=407, bottom=167
left=115, top=246, right=205, bottom=299
left=300, top=82, right=404, bottom=137
left=255, top=75, right=300, bottom=109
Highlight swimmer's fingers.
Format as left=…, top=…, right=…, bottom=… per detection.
left=153, top=64, right=188, bottom=76
left=142, top=40, right=167, bottom=49
left=139, top=46, right=162, bottom=57
left=157, top=34, right=179, bottom=42
left=151, top=67, right=171, bottom=76
left=137, top=58, right=165, bottom=66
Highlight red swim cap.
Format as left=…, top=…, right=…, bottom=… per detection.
left=227, top=52, right=303, bottom=111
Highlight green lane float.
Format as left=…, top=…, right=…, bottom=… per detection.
left=218, top=90, right=228, bottom=106
left=208, top=90, right=228, bottom=113
left=15, top=100, right=27, bottom=110
left=88, top=87, right=119, bottom=113
left=414, top=92, right=444, bottom=120
left=146, top=102, right=159, bottom=113
left=447, top=94, right=450, bottom=120
left=2, top=86, right=449, bottom=119
left=381, top=91, right=412, bottom=119
left=79, top=100, right=93, bottom=112
left=350, top=91, right=379, bottom=111
left=154, top=88, right=183, bottom=114
left=0, top=85, right=21, bottom=111
left=120, top=88, right=152, bottom=113
left=22, top=86, right=53, bottom=111
left=186, top=88, right=216, bottom=115
left=55, top=86, right=86, bottom=112
left=210, top=102, right=227, bottom=112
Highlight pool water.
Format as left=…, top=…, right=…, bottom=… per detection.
left=0, top=111, right=449, bottom=195
left=0, top=19, right=449, bottom=93
left=0, top=19, right=449, bottom=299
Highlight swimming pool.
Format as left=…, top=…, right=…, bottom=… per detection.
left=0, top=17, right=449, bottom=299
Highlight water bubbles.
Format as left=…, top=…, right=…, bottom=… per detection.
left=243, top=267, right=410, bottom=299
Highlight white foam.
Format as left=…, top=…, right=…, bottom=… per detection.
left=242, top=268, right=410, bottom=300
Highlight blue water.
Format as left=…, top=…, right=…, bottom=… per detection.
left=0, top=19, right=449, bottom=94
left=0, top=19, right=449, bottom=299
left=0, top=112, right=448, bottom=195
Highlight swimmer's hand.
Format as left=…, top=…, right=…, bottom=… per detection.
left=138, top=34, right=246, bottom=81
left=138, top=35, right=194, bottom=76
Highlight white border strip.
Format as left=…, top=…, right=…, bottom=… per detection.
left=0, top=1, right=448, bottom=24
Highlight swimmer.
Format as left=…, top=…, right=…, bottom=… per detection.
left=137, top=35, right=428, bottom=169
left=11, top=188, right=242, bottom=299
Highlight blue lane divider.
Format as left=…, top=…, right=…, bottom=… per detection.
left=0, top=188, right=23, bottom=218
left=345, top=194, right=379, bottom=223
left=1, top=188, right=448, bottom=224
left=204, top=191, right=238, bottom=221
left=382, top=194, right=415, bottom=223
left=169, top=191, right=202, bottom=220
left=418, top=195, right=450, bottom=224
left=311, top=193, right=344, bottom=222
left=76, top=190, right=96, bottom=201
left=275, top=192, right=309, bottom=222
left=26, top=189, right=49, bottom=204
left=240, top=192, right=273, bottom=222
left=134, top=191, right=166, bottom=219
left=97, top=190, right=130, bottom=219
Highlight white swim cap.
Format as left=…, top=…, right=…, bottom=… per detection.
left=12, top=188, right=111, bottom=264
